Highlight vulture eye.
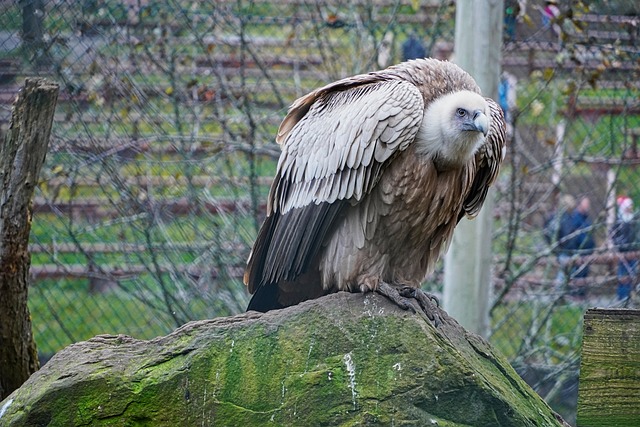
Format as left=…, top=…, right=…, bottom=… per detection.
left=456, top=108, right=466, bottom=117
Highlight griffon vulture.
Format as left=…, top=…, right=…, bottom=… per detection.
left=244, top=58, right=506, bottom=320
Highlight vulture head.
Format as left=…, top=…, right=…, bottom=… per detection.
left=416, top=90, right=490, bottom=169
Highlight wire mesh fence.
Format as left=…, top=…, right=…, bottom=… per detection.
left=1, top=0, right=639, bottom=423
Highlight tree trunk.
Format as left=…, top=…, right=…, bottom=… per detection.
left=0, top=78, right=59, bottom=400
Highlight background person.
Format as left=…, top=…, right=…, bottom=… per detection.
left=546, top=195, right=595, bottom=286
left=611, top=196, right=639, bottom=301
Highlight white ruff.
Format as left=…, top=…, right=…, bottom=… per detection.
left=415, top=90, right=488, bottom=168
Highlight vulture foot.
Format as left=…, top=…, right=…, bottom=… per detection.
left=377, top=282, right=442, bottom=327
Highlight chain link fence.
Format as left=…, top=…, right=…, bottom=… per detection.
left=492, top=1, right=639, bottom=420
left=1, top=0, right=639, bottom=423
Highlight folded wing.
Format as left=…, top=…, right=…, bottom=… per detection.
left=245, top=79, right=425, bottom=298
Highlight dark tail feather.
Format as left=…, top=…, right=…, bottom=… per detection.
left=246, top=283, right=284, bottom=312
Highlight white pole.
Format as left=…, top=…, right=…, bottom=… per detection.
left=606, top=168, right=616, bottom=250
left=551, top=120, right=566, bottom=188
left=443, top=0, right=504, bottom=337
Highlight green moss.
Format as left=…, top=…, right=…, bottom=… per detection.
left=2, top=293, right=567, bottom=426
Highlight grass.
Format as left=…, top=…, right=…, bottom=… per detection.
left=31, top=210, right=258, bottom=247
left=29, top=264, right=250, bottom=357
left=490, top=302, right=585, bottom=362
left=29, top=283, right=177, bottom=357
left=29, top=280, right=587, bottom=364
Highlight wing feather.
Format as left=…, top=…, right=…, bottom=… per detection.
left=273, top=79, right=424, bottom=214
left=246, top=78, right=424, bottom=298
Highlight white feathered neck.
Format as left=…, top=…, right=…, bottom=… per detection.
left=415, top=90, right=488, bottom=169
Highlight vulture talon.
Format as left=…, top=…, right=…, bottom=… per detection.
left=377, top=282, right=416, bottom=313
left=410, top=288, right=440, bottom=308
left=377, top=282, right=442, bottom=327
left=413, top=290, right=443, bottom=328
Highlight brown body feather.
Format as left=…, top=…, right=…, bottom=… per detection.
left=245, top=58, right=506, bottom=312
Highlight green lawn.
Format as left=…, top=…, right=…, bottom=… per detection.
left=29, top=277, right=586, bottom=365
left=490, top=301, right=585, bottom=362
left=29, top=284, right=176, bottom=356
left=29, top=276, right=249, bottom=357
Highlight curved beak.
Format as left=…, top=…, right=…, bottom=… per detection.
left=472, top=110, right=489, bottom=137
left=462, top=110, right=489, bottom=136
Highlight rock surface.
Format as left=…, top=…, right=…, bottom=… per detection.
left=0, top=292, right=568, bottom=426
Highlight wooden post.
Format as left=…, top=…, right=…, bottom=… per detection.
left=0, top=78, right=59, bottom=399
left=577, top=308, right=640, bottom=427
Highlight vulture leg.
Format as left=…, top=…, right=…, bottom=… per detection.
left=377, top=282, right=442, bottom=327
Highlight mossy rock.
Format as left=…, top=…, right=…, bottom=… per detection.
left=0, top=292, right=568, bottom=426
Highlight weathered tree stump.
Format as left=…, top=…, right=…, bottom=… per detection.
left=577, top=308, right=640, bottom=427
left=0, top=292, right=568, bottom=426
left=0, top=78, right=59, bottom=400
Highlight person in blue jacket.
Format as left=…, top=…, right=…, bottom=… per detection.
left=611, top=196, right=639, bottom=301
left=547, top=196, right=595, bottom=284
